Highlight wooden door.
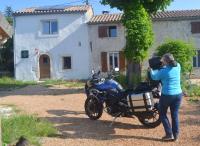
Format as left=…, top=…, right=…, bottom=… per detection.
left=39, top=54, right=50, bottom=79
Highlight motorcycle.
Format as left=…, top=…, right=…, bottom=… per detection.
left=84, top=66, right=162, bottom=128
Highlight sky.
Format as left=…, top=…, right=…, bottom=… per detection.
left=0, top=0, right=200, bottom=15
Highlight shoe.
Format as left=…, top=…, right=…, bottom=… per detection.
left=173, top=136, right=179, bottom=142
left=162, top=135, right=174, bottom=141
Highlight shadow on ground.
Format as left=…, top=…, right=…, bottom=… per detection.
left=42, top=109, right=162, bottom=142
left=0, top=85, right=84, bottom=97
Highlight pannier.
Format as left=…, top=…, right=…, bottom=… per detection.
left=127, top=92, right=154, bottom=112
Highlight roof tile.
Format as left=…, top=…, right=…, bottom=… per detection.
left=14, top=5, right=91, bottom=16
left=89, top=9, right=200, bottom=24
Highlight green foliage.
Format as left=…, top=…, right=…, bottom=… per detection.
left=123, top=3, right=153, bottom=62
left=0, top=38, right=14, bottom=72
left=184, top=83, right=200, bottom=97
left=2, top=114, right=57, bottom=146
left=4, top=6, right=13, bottom=25
left=181, top=77, right=200, bottom=102
left=101, top=0, right=173, bottom=14
left=115, top=73, right=128, bottom=88
left=156, top=39, right=196, bottom=74
left=0, top=77, right=36, bottom=90
left=42, top=80, right=85, bottom=88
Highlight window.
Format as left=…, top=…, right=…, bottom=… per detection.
left=21, top=50, right=29, bottom=58
left=109, top=26, right=117, bottom=37
left=98, top=26, right=117, bottom=38
left=42, top=20, right=58, bottom=35
left=43, top=56, right=49, bottom=64
left=193, top=50, right=200, bottom=67
left=109, top=52, right=119, bottom=70
left=63, top=56, right=71, bottom=69
left=191, top=22, right=200, bottom=34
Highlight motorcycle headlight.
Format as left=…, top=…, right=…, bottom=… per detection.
left=87, top=81, right=92, bottom=87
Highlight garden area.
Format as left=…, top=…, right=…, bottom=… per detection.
left=0, top=81, right=199, bottom=146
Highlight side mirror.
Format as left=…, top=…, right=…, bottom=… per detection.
left=114, top=68, right=119, bottom=72
left=91, top=70, right=95, bottom=74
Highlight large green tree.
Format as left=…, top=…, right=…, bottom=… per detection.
left=101, top=0, right=173, bottom=87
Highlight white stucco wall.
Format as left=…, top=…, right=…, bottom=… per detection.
left=88, top=23, right=126, bottom=71
left=89, top=19, right=200, bottom=78
left=14, top=9, right=93, bottom=81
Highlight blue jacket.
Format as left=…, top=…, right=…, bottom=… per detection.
left=150, top=63, right=182, bottom=95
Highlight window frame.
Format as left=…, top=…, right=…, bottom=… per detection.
left=62, top=56, right=72, bottom=70
left=108, top=26, right=117, bottom=37
left=21, top=50, right=29, bottom=59
left=191, top=22, right=200, bottom=34
left=98, top=25, right=117, bottom=38
left=108, top=52, right=119, bottom=71
left=193, top=49, right=200, bottom=68
left=41, top=20, right=58, bottom=35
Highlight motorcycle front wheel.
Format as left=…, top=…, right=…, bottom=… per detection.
left=137, top=107, right=161, bottom=128
left=84, top=95, right=103, bottom=120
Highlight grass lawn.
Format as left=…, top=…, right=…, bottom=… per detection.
left=0, top=77, right=36, bottom=90
left=2, top=114, right=57, bottom=146
left=42, top=79, right=85, bottom=88
left=0, top=77, right=85, bottom=91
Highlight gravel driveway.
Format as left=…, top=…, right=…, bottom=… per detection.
left=0, top=85, right=200, bottom=146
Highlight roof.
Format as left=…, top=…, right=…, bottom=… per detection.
left=88, top=13, right=123, bottom=24
left=89, top=9, right=200, bottom=24
left=0, top=13, right=13, bottom=38
left=13, top=5, right=92, bottom=16
left=152, top=9, right=200, bottom=21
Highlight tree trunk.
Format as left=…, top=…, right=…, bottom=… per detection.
left=127, top=60, right=142, bottom=89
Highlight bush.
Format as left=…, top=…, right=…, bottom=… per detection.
left=2, top=114, right=57, bottom=146
left=156, top=39, right=196, bottom=74
left=181, top=76, right=200, bottom=102
left=115, top=73, right=128, bottom=88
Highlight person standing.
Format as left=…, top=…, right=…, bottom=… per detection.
left=149, top=53, right=182, bottom=141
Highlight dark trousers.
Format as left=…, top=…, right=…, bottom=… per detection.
left=159, top=93, right=182, bottom=138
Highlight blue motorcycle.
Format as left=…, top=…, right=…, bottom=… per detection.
left=84, top=68, right=161, bottom=128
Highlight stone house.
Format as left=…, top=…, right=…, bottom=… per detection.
left=13, top=5, right=93, bottom=81
left=88, top=10, right=200, bottom=78
left=13, top=5, right=200, bottom=80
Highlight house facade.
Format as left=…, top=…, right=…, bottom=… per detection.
left=88, top=11, right=200, bottom=78
left=13, top=5, right=93, bottom=81
left=14, top=5, right=200, bottom=81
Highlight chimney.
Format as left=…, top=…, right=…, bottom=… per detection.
left=102, top=11, right=109, bottom=14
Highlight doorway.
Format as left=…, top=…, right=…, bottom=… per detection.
left=39, top=54, right=50, bottom=79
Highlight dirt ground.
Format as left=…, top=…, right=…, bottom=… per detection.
left=0, top=85, right=200, bottom=146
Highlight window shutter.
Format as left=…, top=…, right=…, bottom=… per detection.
left=101, top=52, right=108, bottom=72
left=119, top=51, right=126, bottom=71
left=98, top=26, right=108, bottom=38
left=191, top=22, right=200, bottom=33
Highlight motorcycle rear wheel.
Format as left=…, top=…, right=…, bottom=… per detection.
left=85, top=96, right=103, bottom=120
left=138, top=107, right=161, bottom=128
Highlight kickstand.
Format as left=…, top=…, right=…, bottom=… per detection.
left=109, top=113, right=121, bottom=127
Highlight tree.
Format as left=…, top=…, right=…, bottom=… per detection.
left=156, top=39, right=196, bottom=75
left=101, top=0, right=173, bottom=87
left=4, top=6, right=13, bottom=25
left=0, top=6, right=14, bottom=74
left=0, top=38, right=14, bottom=73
